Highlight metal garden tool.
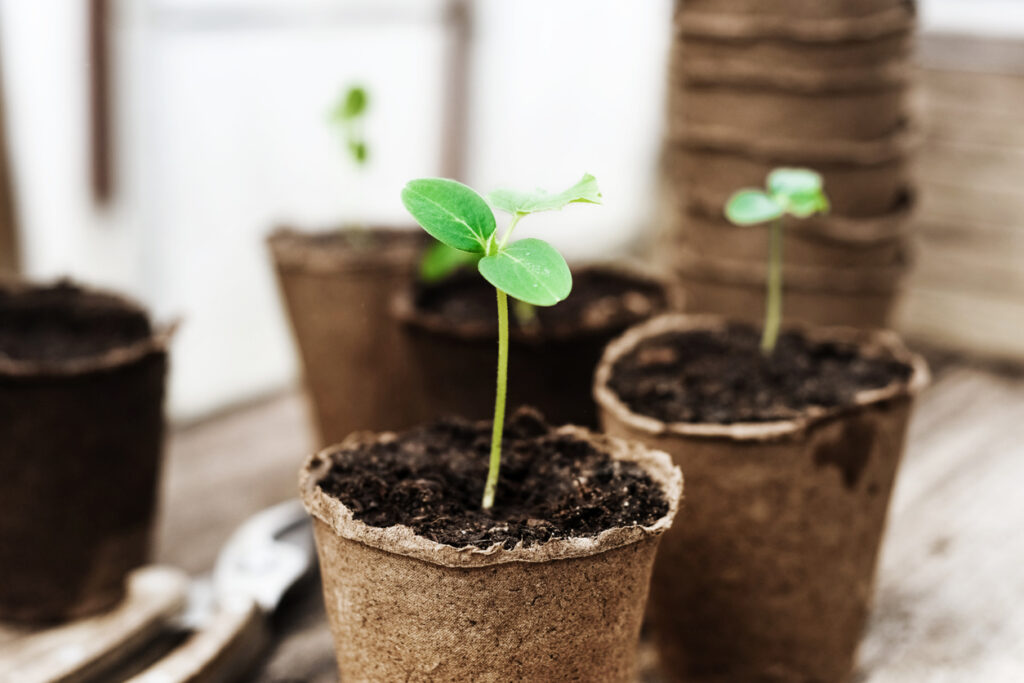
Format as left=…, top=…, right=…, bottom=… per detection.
left=0, top=499, right=315, bottom=683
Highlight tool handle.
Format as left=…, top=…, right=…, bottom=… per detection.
left=126, top=599, right=266, bottom=683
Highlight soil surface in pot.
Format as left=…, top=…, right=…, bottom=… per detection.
left=608, top=323, right=913, bottom=424
left=413, top=269, right=667, bottom=337
left=316, top=408, right=669, bottom=549
left=0, top=282, right=151, bottom=362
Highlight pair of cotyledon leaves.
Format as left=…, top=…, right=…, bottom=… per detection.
left=725, top=168, right=830, bottom=226
left=331, top=86, right=369, bottom=164
left=402, top=174, right=601, bottom=307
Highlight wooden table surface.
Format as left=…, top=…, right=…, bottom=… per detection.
left=154, top=355, right=1024, bottom=682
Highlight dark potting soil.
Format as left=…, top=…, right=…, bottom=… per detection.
left=413, top=268, right=668, bottom=337
left=0, top=282, right=151, bottom=363
left=608, top=323, right=913, bottom=424
left=316, top=408, right=669, bottom=549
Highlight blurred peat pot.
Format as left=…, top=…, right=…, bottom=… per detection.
left=268, top=227, right=426, bottom=447
left=663, top=0, right=918, bottom=328
left=299, top=414, right=682, bottom=681
left=0, top=280, right=168, bottom=624
left=394, top=263, right=680, bottom=429
left=594, top=313, right=929, bottom=683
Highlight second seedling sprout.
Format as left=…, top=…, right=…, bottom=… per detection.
left=724, top=168, right=830, bottom=354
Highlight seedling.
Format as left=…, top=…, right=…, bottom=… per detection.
left=330, top=85, right=369, bottom=166
left=724, top=168, right=829, bottom=355
left=402, top=174, right=602, bottom=509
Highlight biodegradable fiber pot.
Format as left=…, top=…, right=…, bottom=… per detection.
left=673, top=247, right=908, bottom=329
left=394, top=264, right=677, bottom=429
left=676, top=2, right=916, bottom=41
left=268, top=228, right=425, bottom=446
left=673, top=205, right=911, bottom=269
left=670, top=83, right=908, bottom=143
left=671, top=30, right=913, bottom=74
left=678, top=0, right=913, bottom=22
left=299, top=412, right=683, bottom=682
left=0, top=280, right=168, bottom=623
left=666, top=140, right=912, bottom=218
left=593, top=314, right=929, bottom=683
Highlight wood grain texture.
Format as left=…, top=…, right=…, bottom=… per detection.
left=898, top=35, right=1024, bottom=361
left=147, top=363, right=1024, bottom=681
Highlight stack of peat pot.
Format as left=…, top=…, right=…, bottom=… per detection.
left=664, top=0, right=918, bottom=328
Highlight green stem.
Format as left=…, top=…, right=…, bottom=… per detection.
left=761, top=218, right=783, bottom=355
left=498, top=213, right=525, bottom=249
left=482, top=288, right=509, bottom=510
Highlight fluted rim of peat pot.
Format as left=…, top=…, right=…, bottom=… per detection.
left=0, top=277, right=171, bottom=378
left=679, top=191, right=916, bottom=246
left=671, top=246, right=911, bottom=293
left=391, top=260, right=683, bottom=343
left=671, top=58, right=911, bottom=93
left=267, top=226, right=426, bottom=275
left=670, top=120, right=920, bottom=165
left=593, top=313, right=929, bottom=441
left=299, top=423, right=683, bottom=568
left=676, top=6, right=915, bottom=42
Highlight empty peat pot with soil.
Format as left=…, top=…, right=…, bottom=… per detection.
left=593, top=312, right=928, bottom=682
left=267, top=85, right=427, bottom=445
left=394, top=263, right=676, bottom=429
left=299, top=408, right=682, bottom=682
left=268, top=227, right=426, bottom=445
left=0, top=280, right=168, bottom=623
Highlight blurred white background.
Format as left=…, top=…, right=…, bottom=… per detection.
left=0, top=0, right=1016, bottom=420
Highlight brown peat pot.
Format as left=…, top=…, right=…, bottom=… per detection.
left=268, top=228, right=426, bottom=446
left=393, top=263, right=678, bottom=429
left=669, top=144, right=910, bottom=219
left=299, top=411, right=683, bottom=682
left=676, top=4, right=915, bottom=42
left=0, top=280, right=168, bottom=624
left=678, top=0, right=913, bottom=22
left=673, top=247, right=909, bottom=329
left=669, top=83, right=908, bottom=143
left=671, top=30, right=912, bottom=75
left=593, top=314, right=929, bottom=683
left=673, top=203, right=912, bottom=269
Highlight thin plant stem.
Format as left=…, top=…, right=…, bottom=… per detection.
left=482, top=288, right=509, bottom=510
left=498, top=213, right=524, bottom=248
left=761, top=218, right=783, bottom=355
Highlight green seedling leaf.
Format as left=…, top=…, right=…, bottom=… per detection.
left=767, top=168, right=822, bottom=198
left=767, top=168, right=828, bottom=217
left=786, top=192, right=830, bottom=218
left=401, top=178, right=496, bottom=253
left=488, top=173, right=602, bottom=216
left=478, top=238, right=572, bottom=307
left=725, top=190, right=784, bottom=225
left=333, top=86, right=368, bottom=121
left=349, top=141, right=367, bottom=164
left=420, top=241, right=481, bottom=282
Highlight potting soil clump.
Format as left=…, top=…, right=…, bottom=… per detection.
left=609, top=323, right=913, bottom=424
left=0, top=282, right=151, bottom=362
left=317, top=408, right=669, bottom=549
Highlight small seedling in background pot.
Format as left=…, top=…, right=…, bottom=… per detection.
left=724, top=168, right=830, bottom=355
left=331, top=85, right=369, bottom=166
left=402, top=174, right=602, bottom=509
